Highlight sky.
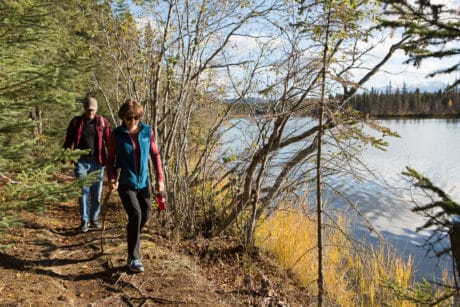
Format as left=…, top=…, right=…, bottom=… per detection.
left=131, top=0, right=459, bottom=93
left=343, top=0, right=460, bottom=92
left=360, top=43, right=459, bottom=92
left=364, top=37, right=459, bottom=91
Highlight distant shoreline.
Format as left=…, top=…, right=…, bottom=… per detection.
left=367, top=113, right=460, bottom=119
left=228, top=113, right=460, bottom=120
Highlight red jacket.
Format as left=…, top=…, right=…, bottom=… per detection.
left=63, top=114, right=112, bottom=165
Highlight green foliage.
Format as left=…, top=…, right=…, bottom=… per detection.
left=1, top=147, right=93, bottom=207
left=381, top=0, right=460, bottom=89
left=349, top=87, right=460, bottom=117
left=399, top=167, right=460, bottom=304
left=0, top=216, right=22, bottom=230
left=296, top=0, right=374, bottom=43
left=0, top=1, right=106, bottom=219
left=403, top=166, right=460, bottom=219
left=3, top=166, right=99, bottom=211
left=0, top=1, right=97, bottom=102
left=382, top=277, right=455, bottom=305
left=0, top=242, right=13, bottom=253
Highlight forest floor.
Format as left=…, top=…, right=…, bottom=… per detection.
left=0, top=192, right=311, bottom=306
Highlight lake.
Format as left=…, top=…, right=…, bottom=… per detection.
left=221, top=117, right=460, bottom=282
left=331, top=118, right=460, bottom=282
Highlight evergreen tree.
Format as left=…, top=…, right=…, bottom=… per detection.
left=382, top=0, right=460, bottom=89
left=0, top=1, right=105, bottom=222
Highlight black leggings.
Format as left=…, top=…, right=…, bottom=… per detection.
left=118, top=185, right=152, bottom=259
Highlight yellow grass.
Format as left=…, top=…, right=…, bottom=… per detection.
left=255, top=205, right=418, bottom=306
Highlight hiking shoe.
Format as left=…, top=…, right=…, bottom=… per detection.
left=79, top=221, right=89, bottom=233
left=128, top=258, right=144, bottom=273
left=91, top=220, right=101, bottom=229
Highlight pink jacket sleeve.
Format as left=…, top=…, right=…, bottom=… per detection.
left=150, top=129, right=165, bottom=183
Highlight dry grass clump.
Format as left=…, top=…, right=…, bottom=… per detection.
left=255, top=204, right=417, bottom=306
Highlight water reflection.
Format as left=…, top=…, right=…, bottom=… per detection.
left=220, top=118, right=460, bottom=282
left=329, top=118, right=460, bottom=281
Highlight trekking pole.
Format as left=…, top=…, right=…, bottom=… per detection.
left=100, top=190, right=112, bottom=253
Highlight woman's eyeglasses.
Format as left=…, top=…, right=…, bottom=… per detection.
left=125, top=116, right=139, bottom=121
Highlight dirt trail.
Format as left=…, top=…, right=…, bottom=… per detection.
left=0, top=196, right=310, bottom=306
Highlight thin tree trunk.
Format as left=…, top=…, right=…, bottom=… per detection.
left=30, top=105, right=42, bottom=139
left=316, top=4, right=332, bottom=306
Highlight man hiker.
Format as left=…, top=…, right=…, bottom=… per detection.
left=63, top=96, right=112, bottom=232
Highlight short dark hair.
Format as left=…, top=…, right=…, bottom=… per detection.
left=118, top=98, right=144, bottom=119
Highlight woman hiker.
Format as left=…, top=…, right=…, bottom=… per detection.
left=106, top=98, right=165, bottom=273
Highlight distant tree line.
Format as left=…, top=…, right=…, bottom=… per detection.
left=347, top=85, right=460, bottom=117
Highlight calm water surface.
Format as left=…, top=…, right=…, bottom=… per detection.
left=333, top=118, right=460, bottom=281
left=222, top=118, right=460, bottom=281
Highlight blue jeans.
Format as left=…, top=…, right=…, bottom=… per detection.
left=74, top=158, right=104, bottom=223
